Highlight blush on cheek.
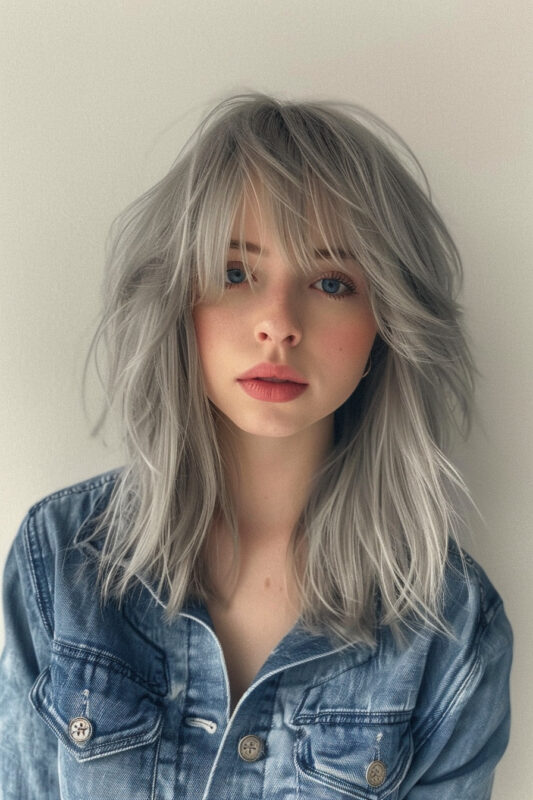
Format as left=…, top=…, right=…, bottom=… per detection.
left=321, top=321, right=376, bottom=366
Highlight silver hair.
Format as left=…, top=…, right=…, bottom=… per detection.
left=82, top=91, right=476, bottom=647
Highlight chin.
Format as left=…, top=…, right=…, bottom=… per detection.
left=240, top=422, right=306, bottom=439
left=225, top=410, right=312, bottom=439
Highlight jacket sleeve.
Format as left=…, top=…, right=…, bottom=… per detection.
left=403, top=584, right=513, bottom=799
left=0, top=516, right=59, bottom=799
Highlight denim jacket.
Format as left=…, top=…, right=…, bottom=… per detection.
left=0, top=471, right=512, bottom=800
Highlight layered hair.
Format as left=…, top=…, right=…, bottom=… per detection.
left=83, top=91, right=476, bottom=647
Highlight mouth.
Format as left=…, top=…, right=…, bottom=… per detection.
left=237, top=376, right=309, bottom=402
left=237, top=362, right=308, bottom=384
left=251, top=377, right=296, bottom=383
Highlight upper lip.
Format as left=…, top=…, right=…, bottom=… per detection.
left=237, top=362, right=308, bottom=384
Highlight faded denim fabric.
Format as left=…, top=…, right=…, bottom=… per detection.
left=0, top=471, right=512, bottom=800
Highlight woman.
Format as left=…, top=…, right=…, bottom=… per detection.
left=0, top=93, right=512, bottom=799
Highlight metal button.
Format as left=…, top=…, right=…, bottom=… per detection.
left=68, top=717, right=93, bottom=744
left=238, top=734, right=264, bottom=762
left=366, top=760, right=387, bottom=788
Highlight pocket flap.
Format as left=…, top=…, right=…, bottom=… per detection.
left=30, top=641, right=163, bottom=762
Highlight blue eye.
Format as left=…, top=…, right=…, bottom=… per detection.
left=319, top=278, right=343, bottom=294
left=312, top=274, right=356, bottom=299
left=225, top=267, right=247, bottom=286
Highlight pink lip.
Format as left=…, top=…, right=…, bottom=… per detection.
left=238, top=379, right=308, bottom=403
left=237, top=362, right=308, bottom=383
left=237, top=362, right=308, bottom=403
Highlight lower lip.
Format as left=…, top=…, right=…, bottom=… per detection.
left=237, top=379, right=308, bottom=402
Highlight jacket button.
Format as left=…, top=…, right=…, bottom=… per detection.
left=68, top=717, right=93, bottom=744
left=366, top=760, right=387, bottom=787
left=238, top=734, right=264, bottom=761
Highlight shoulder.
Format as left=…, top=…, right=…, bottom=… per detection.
left=407, top=540, right=513, bottom=748
left=8, top=470, right=122, bottom=638
left=19, top=468, right=121, bottom=554
left=394, top=543, right=514, bottom=790
left=24, top=468, right=121, bottom=527
left=441, top=540, right=511, bottom=644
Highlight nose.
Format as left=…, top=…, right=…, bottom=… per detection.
left=253, top=290, right=303, bottom=347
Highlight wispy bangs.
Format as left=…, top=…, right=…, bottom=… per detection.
left=191, top=111, right=368, bottom=305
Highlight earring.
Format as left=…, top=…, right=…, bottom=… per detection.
left=361, top=355, right=372, bottom=378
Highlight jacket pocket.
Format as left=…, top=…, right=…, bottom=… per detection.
left=292, top=707, right=413, bottom=800
left=29, top=639, right=164, bottom=799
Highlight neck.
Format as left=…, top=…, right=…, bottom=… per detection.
left=217, top=412, right=334, bottom=541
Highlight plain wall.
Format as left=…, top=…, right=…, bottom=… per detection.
left=1, top=2, right=531, bottom=797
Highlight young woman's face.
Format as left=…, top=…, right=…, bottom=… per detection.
left=193, top=195, right=378, bottom=442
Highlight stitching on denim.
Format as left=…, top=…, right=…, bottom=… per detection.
left=52, top=638, right=166, bottom=696
left=150, top=728, right=162, bottom=800
left=294, top=756, right=373, bottom=799
left=82, top=689, right=90, bottom=718
left=180, top=612, right=232, bottom=720
left=27, top=470, right=121, bottom=519
left=293, top=709, right=412, bottom=725
left=293, top=707, right=414, bottom=799
left=74, top=716, right=162, bottom=762
left=453, top=547, right=501, bottom=636
left=413, top=563, right=504, bottom=751
left=31, top=671, right=163, bottom=762
left=289, top=652, right=381, bottom=723
left=414, top=650, right=482, bottom=752
left=120, top=606, right=171, bottom=691
left=293, top=728, right=302, bottom=800
left=294, top=731, right=411, bottom=800
left=20, top=469, right=121, bottom=641
left=23, top=516, right=54, bottom=639
left=481, top=597, right=503, bottom=630
left=259, top=673, right=281, bottom=798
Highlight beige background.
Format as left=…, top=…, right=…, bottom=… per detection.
left=1, top=2, right=531, bottom=797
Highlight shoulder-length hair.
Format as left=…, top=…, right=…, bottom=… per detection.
left=83, top=91, right=475, bottom=647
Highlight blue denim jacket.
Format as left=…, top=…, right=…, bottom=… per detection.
left=0, top=471, right=512, bottom=799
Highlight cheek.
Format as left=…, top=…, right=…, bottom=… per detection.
left=193, top=306, right=242, bottom=394
left=193, top=306, right=233, bottom=352
left=319, top=317, right=377, bottom=367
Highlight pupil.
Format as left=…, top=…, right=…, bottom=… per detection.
left=323, top=278, right=340, bottom=293
left=227, top=268, right=245, bottom=284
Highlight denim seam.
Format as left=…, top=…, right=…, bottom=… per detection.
left=413, top=580, right=504, bottom=753
left=294, top=724, right=412, bottom=800
left=414, top=647, right=482, bottom=752
left=30, top=670, right=162, bottom=761
left=293, top=746, right=379, bottom=800
left=150, top=728, right=162, bottom=800
left=22, top=516, right=54, bottom=639
left=71, top=716, right=162, bottom=761
left=259, top=672, right=281, bottom=798
left=293, top=728, right=302, bottom=799
left=52, top=639, right=166, bottom=696
left=294, top=710, right=412, bottom=725
left=291, top=654, right=377, bottom=720
left=479, top=597, right=503, bottom=632
left=461, top=553, right=504, bottom=631
left=26, top=470, right=121, bottom=518
left=121, top=607, right=171, bottom=692
left=20, top=469, right=121, bottom=642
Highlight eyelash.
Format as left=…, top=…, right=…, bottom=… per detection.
left=224, top=265, right=357, bottom=300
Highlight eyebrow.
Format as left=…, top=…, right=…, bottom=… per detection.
left=229, top=239, right=354, bottom=260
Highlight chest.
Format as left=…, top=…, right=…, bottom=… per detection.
left=206, top=587, right=301, bottom=714
left=202, top=524, right=305, bottom=712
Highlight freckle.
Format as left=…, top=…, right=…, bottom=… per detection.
left=264, top=577, right=271, bottom=589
